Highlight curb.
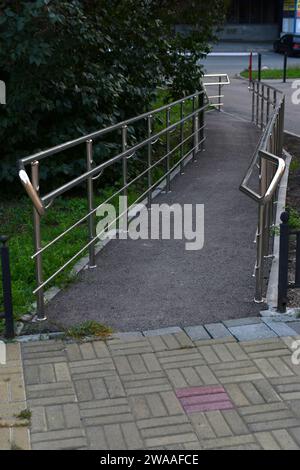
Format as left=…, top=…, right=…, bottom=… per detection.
left=266, top=148, right=292, bottom=309
left=10, top=315, right=300, bottom=345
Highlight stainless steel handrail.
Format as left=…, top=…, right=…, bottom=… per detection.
left=203, top=74, right=231, bottom=111
left=18, top=76, right=231, bottom=319
left=240, top=80, right=286, bottom=303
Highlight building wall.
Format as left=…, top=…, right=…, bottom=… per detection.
left=176, top=0, right=287, bottom=43
left=222, top=0, right=281, bottom=41
left=218, top=24, right=279, bottom=41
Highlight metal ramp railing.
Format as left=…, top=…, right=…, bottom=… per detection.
left=17, top=74, right=230, bottom=320
left=240, top=81, right=286, bottom=303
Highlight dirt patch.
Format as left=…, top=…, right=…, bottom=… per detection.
left=284, top=133, right=300, bottom=308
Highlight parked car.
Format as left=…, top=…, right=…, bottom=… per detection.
left=273, top=34, right=300, bottom=56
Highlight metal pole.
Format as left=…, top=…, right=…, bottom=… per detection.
left=86, top=139, right=96, bottom=268
left=0, top=236, right=15, bottom=339
left=31, top=161, right=46, bottom=321
left=260, top=84, right=264, bottom=129
left=199, top=91, right=205, bottom=151
left=193, top=114, right=199, bottom=162
left=251, top=81, right=255, bottom=123
left=192, top=96, right=197, bottom=162
left=258, top=53, right=262, bottom=82
left=277, top=211, right=290, bottom=313
left=249, top=52, right=253, bottom=84
left=180, top=101, right=184, bottom=174
left=279, top=97, right=285, bottom=156
left=283, top=53, right=288, bottom=83
left=147, top=116, right=153, bottom=206
left=121, top=124, right=129, bottom=233
left=295, top=232, right=300, bottom=288
left=266, top=87, right=270, bottom=123
left=256, top=82, right=259, bottom=127
left=166, top=108, right=171, bottom=191
left=273, top=90, right=277, bottom=110
left=254, top=204, right=265, bottom=303
left=218, top=76, right=222, bottom=111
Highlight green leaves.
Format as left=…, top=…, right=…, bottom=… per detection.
left=0, top=0, right=224, bottom=188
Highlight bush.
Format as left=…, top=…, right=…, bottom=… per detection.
left=0, top=0, right=225, bottom=188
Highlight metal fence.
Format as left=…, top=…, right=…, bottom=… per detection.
left=18, top=74, right=230, bottom=320
left=240, top=80, right=286, bottom=303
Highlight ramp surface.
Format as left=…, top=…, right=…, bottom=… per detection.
left=45, top=111, right=262, bottom=331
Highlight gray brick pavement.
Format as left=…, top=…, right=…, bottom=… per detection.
left=15, top=330, right=300, bottom=450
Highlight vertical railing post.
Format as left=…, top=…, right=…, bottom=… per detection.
left=193, top=99, right=199, bottom=162
left=251, top=81, right=255, bottom=123
left=199, top=91, right=205, bottom=151
left=180, top=101, right=185, bottom=174
left=0, top=236, right=15, bottom=339
left=192, top=96, right=197, bottom=162
left=266, top=87, right=270, bottom=124
left=260, top=84, right=264, bottom=129
left=256, top=82, right=259, bottom=127
left=283, top=53, right=288, bottom=83
left=218, top=76, right=222, bottom=111
left=295, top=232, right=300, bottom=288
left=166, top=107, right=171, bottom=191
left=147, top=116, right=152, bottom=207
left=31, top=161, right=46, bottom=321
left=255, top=204, right=266, bottom=303
left=121, top=124, right=129, bottom=233
left=258, top=53, right=262, bottom=82
left=278, top=211, right=290, bottom=313
left=273, top=90, right=277, bottom=111
left=86, top=139, right=96, bottom=268
left=249, top=52, right=253, bottom=84
left=279, top=97, right=285, bottom=157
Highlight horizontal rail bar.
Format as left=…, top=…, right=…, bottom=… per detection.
left=19, top=90, right=206, bottom=167
left=41, top=105, right=207, bottom=206
left=32, top=124, right=206, bottom=259
left=33, top=137, right=205, bottom=293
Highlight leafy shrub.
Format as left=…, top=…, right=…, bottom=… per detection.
left=0, top=0, right=225, bottom=189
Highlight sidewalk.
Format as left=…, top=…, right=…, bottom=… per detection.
left=0, top=343, right=30, bottom=450
left=222, top=78, right=300, bottom=136
left=17, top=328, right=300, bottom=450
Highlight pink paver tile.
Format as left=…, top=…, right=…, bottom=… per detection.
left=176, top=386, right=225, bottom=398
left=176, top=385, right=234, bottom=415
left=180, top=392, right=229, bottom=406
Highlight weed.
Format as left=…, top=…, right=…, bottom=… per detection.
left=290, top=159, right=300, bottom=174
left=16, top=409, right=31, bottom=421
left=287, top=207, right=300, bottom=230
left=65, top=320, right=113, bottom=340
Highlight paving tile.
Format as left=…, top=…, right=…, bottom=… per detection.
left=13, top=332, right=300, bottom=451
left=288, top=322, right=300, bottom=335
left=262, top=319, right=300, bottom=337
left=204, top=323, right=232, bottom=339
left=184, top=326, right=211, bottom=341
left=223, top=317, right=262, bottom=327
left=228, top=324, right=277, bottom=342
left=143, top=327, right=182, bottom=337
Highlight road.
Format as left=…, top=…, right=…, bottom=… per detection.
left=201, top=41, right=300, bottom=76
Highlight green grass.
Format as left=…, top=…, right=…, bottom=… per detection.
left=0, top=88, right=199, bottom=333
left=287, top=207, right=300, bottom=230
left=16, top=409, right=32, bottom=421
left=65, top=320, right=113, bottom=340
left=241, top=68, right=300, bottom=80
